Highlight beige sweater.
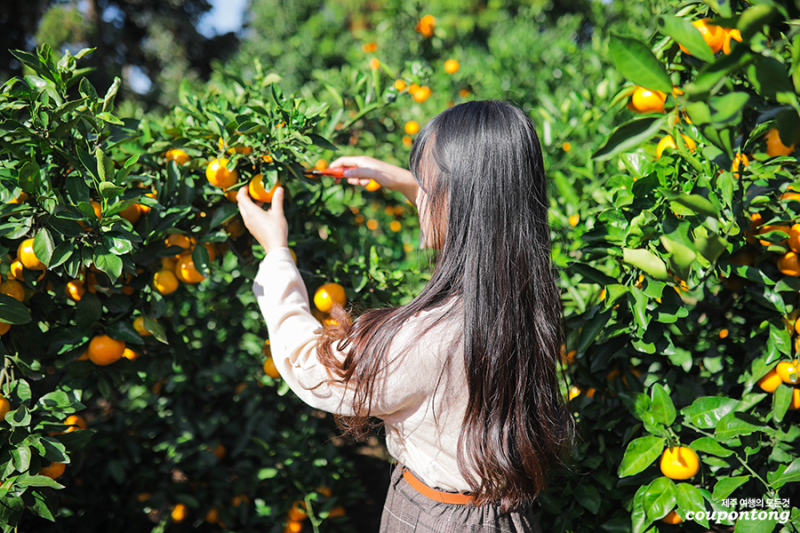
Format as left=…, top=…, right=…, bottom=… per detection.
left=253, top=247, right=475, bottom=492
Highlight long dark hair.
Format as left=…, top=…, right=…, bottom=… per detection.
left=317, top=99, right=574, bottom=511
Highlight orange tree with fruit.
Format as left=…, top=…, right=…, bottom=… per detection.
left=546, top=1, right=800, bottom=532
left=0, top=45, right=418, bottom=531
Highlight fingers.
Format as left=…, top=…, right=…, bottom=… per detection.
left=270, top=187, right=285, bottom=217
left=329, top=156, right=363, bottom=169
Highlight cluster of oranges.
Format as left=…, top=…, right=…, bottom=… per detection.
left=415, top=14, right=435, bottom=38
left=757, top=355, right=800, bottom=409
left=653, top=445, right=701, bottom=524
left=151, top=233, right=217, bottom=295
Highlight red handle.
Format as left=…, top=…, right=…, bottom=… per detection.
left=319, top=166, right=355, bottom=178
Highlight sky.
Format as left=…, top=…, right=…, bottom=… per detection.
left=197, top=0, right=249, bottom=38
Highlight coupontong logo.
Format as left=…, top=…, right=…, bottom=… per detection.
left=685, top=510, right=790, bottom=523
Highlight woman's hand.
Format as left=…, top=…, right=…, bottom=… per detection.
left=329, top=156, right=419, bottom=206
left=236, top=186, right=288, bottom=253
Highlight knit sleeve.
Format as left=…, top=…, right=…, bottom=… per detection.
left=252, top=247, right=436, bottom=417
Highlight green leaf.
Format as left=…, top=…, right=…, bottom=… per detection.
left=675, top=483, right=708, bottom=528
left=0, top=294, right=32, bottom=325
left=693, top=226, right=727, bottom=262
left=16, top=474, right=64, bottom=489
left=209, top=202, right=239, bottom=229
left=770, top=457, right=800, bottom=488
left=680, top=397, right=739, bottom=429
left=143, top=316, right=168, bottom=345
left=99, top=182, right=124, bottom=199
left=27, top=489, right=56, bottom=521
left=661, top=191, right=719, bottom=218
left=18, top=161, right=41, bottom=194
left=643, top=477, right=677, bottom=521
left=10, top=446, right=30, bottom=472
left=593, top=116, right=668, bottom=161
left=623, top=248, right=671, bottom=280
left=577, top=309, right=612, bottom=353
left=660, top=236, right=695, bottom=281
left=48, top=242, right=73, bottom=269
left=93, top=247, right=123, bottom=282
left=774, top=384, right=794, bottom=422
left=715, top=412, right=767, bottom=441
left=608, top=34, right=673, bottom=94
left=746, top=56, right=794, bottom=102
left=106, top=321, right=145, bottom=346
left=74, top=292, right=102, bottom=328
left=650, top=384, right=676, bottom=425
left=6, top=405, right=32, bottom=427
left=33, top=228, right=55, bottom=267
left=569, top=263, right=617, bottom=285
left=712, top=476, right=750, bottom=501
left=689, top=437, right=733, bottom=457
left=738, top=4, right=777, bottom=40
left=618, top=436, right=665, bottom=477
left=95, top=148, right=115, bottom=183
left=575, top=484, right=601, bottom=514
left=657, top=15, right=715, bottom=63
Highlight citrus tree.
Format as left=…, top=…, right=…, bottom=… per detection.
left=0, top=44, right=418, bottom=532
left=549, top=1, right=800, bottom=532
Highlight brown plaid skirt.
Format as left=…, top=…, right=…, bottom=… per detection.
left=379, top=463, right=544, bottom=533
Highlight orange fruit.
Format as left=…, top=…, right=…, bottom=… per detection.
left=732, top=152, right=749, bottom=177
left=758, top=224, right=791, bottom=247
left=234, top=382, right=247, bottom=395
left=444, top=59, right=460, bottom=74
left=65, top=280, right=85, bottom=302
left=225, top=189, right=239, bottom=202
left=656, top=134, right=696, bottom=159
left=365, top=180, right=381, bottom=192
left=119, top=203, right=142, bottom=224
left=788, top=387, right=800, bottom=410
left=630, top=86, right=667, bottom=114
left=283, top=520, right=304, bottom=533
left=90, top=200, right=102, bottom=221
left=287, top=500, right=308, bottom=521
left=65, top=415, right=87, bottom=432
left=166, top=149, right=191, bottom=165
left=39, top=462, right=66, bottom=479
left=328, top=505, right=346, bottom=518
left=412, top=86, right=432, bottom=103
left=0, top=396, right=11, bottom=421
left=316, top=486, right=333, bottom=497
left=249, top=174, right=281, bottom=202
left=17, top=239, right=45, bottom=270
left=153, top=270, right=179, bottom=295
left=404, top=121, right=420, bottom=135
left=213, top=444, right=226, bottom=461
left=133, top=316, right=152, bottom=336
left=175, top=253, right=206, bottom=284
left=679, top=19, right=725, bottom=55
left=160, top=257, right=177, bottom=271
left=315, top=159, right=328, bottom=171
left=206, top=158, right=239, bottom=189
left=0, top=280, right=25, bottom=303
left=122, top=348, right=140, bottom=361
left=264, top=357, right=281, bottom=379
left=778, top=251, right=800, bottom=276
left=165, top=233, right=195, bottom=252
left=88, top=335, right=125, bottom=366
left=231, top=494, right=251, bottom=507
left=171, top=503, right=187, bottom=523
left=661, top=510, right=683, bottom=524
left=362, top=42, right=378, bottom=53
left=205, top=507, right=219, bottom=523
left=225, top=219, right=245, bottom=238
left=9, top=191, right=29, bottom=204
left=789, top=226, right=800, bottom=254
left=722, top=28, right=742, bottom=55
left=765, top=129, right=795, bottom=157
left=394, top=79, right=406, bottom=91
left=369, top=58, right=380, bottom=70
left=759, top=369, right=784, bottom=394
left=568, top=386, right=581, bottom=401
left=9, top=260, right=24, bottom=281
left=660, top=446, right=699, bottom=479
left=776, top=361, right=799, bottom=384
left=136, top=192, right=156, bottom=214
left=137, top=492, right=152, bottom=502
left=314, top=283, right=346, bottom=313
left=203, top=243, right=217, bottom=262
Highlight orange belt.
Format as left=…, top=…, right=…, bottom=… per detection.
left=401, top=466, right=474, bottom=505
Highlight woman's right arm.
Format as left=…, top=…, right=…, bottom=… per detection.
left=328, top=156, right=419, bottom=206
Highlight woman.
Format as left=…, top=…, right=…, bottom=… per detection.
left=237, top=99, right=574, bottom=532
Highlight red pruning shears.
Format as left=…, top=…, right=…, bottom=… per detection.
left=304, top=166, right=356, bottom=178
